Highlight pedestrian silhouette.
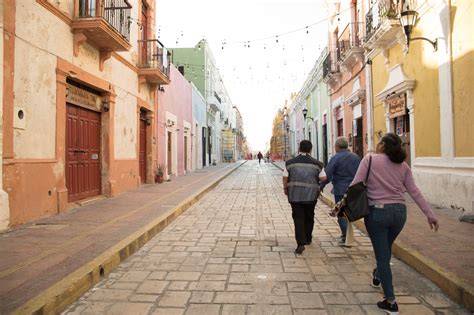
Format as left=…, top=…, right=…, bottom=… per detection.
left=257, top=151, right=263, bottom=164
left=282, top=140, right=325, bottom=254
left=350, top=133, right=439, bottom=314
left=320, top=136, right=360, bottom=247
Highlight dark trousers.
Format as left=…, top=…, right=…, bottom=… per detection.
left=290, top=202, right=316, bottom=246
left=364, top=204, right=407, bottom=301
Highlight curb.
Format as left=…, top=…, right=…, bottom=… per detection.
left=13, top=161, right=246, bottom=315
left=319, top=191, right=474, bottom=311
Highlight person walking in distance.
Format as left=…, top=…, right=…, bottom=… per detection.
left=351, top=133, right=439, bottom=314
left=257, top=151, right=263, bottom=164
left=282, top=140, right=326, bottom=254
left=320, top=137, right=360, bottom=246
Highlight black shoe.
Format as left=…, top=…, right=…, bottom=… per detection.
left=372, top=268, right=381, bottom=288
left=294, top=245, right=305, bottom=254
left=306, top=240, right=312, bottom=245
left=377, top=299, right=399, bottom=314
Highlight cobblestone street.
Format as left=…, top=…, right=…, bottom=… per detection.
left=64, top=161, right=468, bottom=315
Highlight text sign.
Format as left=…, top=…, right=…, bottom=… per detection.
left=387, top=94, right=406, bottom=118
left=66, top=84, right=101, bottom=112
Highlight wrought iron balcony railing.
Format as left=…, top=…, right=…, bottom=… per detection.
left=78, top=0, right=131, bottom=41
left=338, top=22, right=364, bottom=60
left=137, top=39, right=170, bottom=75
left=323, top=50, right=340, bottom=80
left=365, top=0, right=401, bottom=42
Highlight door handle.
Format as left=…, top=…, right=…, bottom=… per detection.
left=73, top=149, right=86, bottom=154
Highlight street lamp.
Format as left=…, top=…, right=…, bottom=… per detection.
left=302, top=108, right=308, bottom=119
left=399, top=7, right=437, bottom=51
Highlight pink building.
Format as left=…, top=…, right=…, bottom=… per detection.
left=156, top=65, right=193, bottom=179
left=325, top=0, right=367, bottom=158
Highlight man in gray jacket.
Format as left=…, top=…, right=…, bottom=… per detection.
left=283, top=140, right=326, bottom=254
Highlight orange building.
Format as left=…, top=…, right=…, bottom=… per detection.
left=1, top=0, right=170, bottom=228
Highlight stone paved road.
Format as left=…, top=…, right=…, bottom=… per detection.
left=64, top=161, right=469, bottom=315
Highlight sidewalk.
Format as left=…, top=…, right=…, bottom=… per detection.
left=272, top=160, right=474, bottom=310
left=0, top=162, right=245, bottom=314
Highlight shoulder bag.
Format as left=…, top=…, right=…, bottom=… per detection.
left=342, top=155, right=372, bottom=222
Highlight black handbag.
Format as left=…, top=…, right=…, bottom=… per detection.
left=343, top=155, right=372, bottom=222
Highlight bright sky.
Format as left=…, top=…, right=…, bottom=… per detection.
left=155, top=0, right=328, bottom=151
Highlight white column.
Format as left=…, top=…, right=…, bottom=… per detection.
left=406, top=90, right=416, bottom=163
left=437, top=0, right=454, bottom=161
left=0, top=2, right=10, bottom=230
left=365, top=60, right=375, bottom=152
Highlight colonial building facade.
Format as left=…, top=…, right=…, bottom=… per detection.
left=280, top=0, right=472, bottom=212
left=170, top=40, right=236, bottom=166
left=365, top=0, right=473, bottom=212
left=1, top=0, right=170, bottom=227
left=325, top=0, right=367, bottom=159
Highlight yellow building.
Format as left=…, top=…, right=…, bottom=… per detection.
left=270, top=108, right=288, bottom=160
left=365, top=0, right=473, bottom=211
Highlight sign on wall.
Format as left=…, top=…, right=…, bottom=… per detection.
left=387, top=93, right=406, bottom=119
left=66, top=84, right=102, bottom=112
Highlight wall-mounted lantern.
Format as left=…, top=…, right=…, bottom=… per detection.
left=102, top=100, right=110, bottom=112
left=399, top=8, right=437, bottom=51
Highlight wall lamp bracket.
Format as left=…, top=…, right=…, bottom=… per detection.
left=400, top=9, right=438, bottom=52
left=409, top=37, right=438, bottom=51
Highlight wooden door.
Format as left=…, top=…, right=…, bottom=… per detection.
left=337, top=119, right=344, bottom=137
left=322, top=124, right=328, bottom=166
left=66, top=104, right=101, bottom=202
left=139, top=113, right=147, bottom=183
left=353, top=118, right=364, bottom=158
left=202, top=127, right=206, bottom=167
left=184, top=136, right=188, bottom=171
left=167, top=131, right=172, bottom=175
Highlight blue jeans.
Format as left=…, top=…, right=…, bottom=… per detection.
left=335, top=194, right=347, bottom=238
left=364, top=203, right=407, bottom=301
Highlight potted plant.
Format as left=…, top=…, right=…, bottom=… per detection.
left=155, top=164, right=164, bottom=184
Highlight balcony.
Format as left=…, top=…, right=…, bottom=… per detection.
left=138, top=39, right=171, bottom=87
left=364, top=0, right=403, bottom=50
left=72, top=0, right=132, bottom=64
left=207, top=92, right=222, bottom=112
left=322, top=50, right=341, bottom=86
left=337, top=22, right=365, bottom=71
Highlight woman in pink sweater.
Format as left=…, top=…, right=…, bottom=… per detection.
left=351, top=133, right=439, bottom=314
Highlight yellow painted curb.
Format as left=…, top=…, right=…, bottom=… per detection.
left=12, top=162, right=246, bottom=315
left=319, top=191, right=474, bottom=311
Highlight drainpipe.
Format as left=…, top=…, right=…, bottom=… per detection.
left=365, top=58, right=374, bottom=153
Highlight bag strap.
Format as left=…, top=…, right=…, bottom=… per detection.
left=364, top=155, right=372, bottom=185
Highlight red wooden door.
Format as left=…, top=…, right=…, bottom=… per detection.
left=337, top=119, right=344, bottom=137
left=139, top=117, right=147, bottom=183
left=66, top=104, right=101, bottom=202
